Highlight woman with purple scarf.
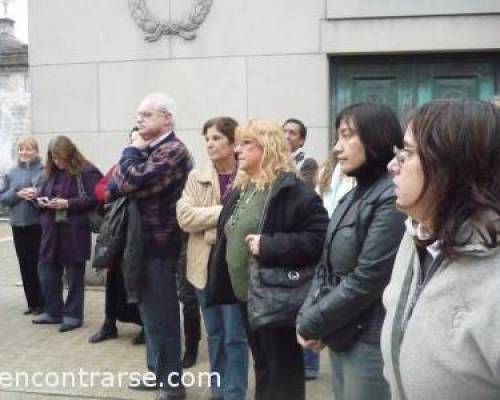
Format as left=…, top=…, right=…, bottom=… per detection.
left=32, top=136, right=102, bottom=332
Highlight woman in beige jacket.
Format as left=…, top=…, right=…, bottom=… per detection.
left=177, top=117, right=248, bottom=400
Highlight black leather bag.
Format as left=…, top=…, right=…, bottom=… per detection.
left=92, top=197, right=127, bottom=270
left=247, top=256, right=315, bottom=330
left=76, top=174, right=104, bottom=233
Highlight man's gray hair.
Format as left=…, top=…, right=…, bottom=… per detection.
left=145, top=92, right=177, bottom=123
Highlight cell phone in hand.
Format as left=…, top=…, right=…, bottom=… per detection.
left=36, top=197, right=49, bottom=205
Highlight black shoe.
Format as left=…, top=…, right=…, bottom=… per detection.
left=128, top=376, right=160, bottom=391
left=33, top=307, right=45, bottom=316
left=32, top=314, right=61, bottom=324
left=59, top=323, right=82, bottom=333
left=182, top=346, right=198, bottom=369
left=131, top=328, right=145, bottom=345
left=89, top=324, right=118, bottom=343
left=155, top=387, right=186, bottom=400
left=26, top=306, right=45, bottom=315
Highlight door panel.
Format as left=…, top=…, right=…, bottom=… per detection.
left=352, top=77, right=398, bottom=108
left=334, top=62, right=414, bottom=120
left=416, top=61, right=495, bottom=104
left=332, top=54, right=499, bottom=127
left=432, top=76, right=479, bottom=99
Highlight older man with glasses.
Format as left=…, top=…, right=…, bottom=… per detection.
left=109, top=93, right=192, bottom=400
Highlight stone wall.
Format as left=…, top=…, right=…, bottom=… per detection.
left=28, top=0, right=329, bottom=169
left=28, top=0, right=500, bottom=171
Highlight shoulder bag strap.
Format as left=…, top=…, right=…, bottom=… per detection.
left=76, top=173, right=87, bottom=197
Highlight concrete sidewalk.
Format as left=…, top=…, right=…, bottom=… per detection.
left=0, top=222, right=332, bottom=400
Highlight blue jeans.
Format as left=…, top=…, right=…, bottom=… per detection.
left=139, top=258, right=182, bottom=391
left=330, top=342, right=389, bottom=400
left=197, top=288, right=248, bottom=400
left=303, top=349, right=320, bottom=378
left=38, top=261, right=85, bottom=326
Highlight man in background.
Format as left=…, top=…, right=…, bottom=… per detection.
left=283, top=118, right=319, bottom=188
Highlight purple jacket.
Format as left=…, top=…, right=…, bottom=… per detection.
left=38, top=164, right=102, bottom=264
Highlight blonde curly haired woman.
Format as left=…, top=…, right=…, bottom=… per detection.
left=207, top=119, right=329, bottom=400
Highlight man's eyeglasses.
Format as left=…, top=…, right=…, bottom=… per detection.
left=393, top=146, right=416, bottom=167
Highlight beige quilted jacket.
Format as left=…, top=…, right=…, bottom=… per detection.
left=176, top=164, right=223, bottom=289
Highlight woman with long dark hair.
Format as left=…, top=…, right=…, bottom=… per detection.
left=33, top=135, right=101, bottom=332
left=383, top=99, right=500, bottom=400
left=297, top=103, right=406, bottom=400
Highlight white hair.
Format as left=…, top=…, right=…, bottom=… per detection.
left=144, top=93, right=177, bottom=123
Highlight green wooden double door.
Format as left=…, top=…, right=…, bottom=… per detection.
left=332, top=53, right=500, bottom=120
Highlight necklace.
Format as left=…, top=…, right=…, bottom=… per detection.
left=228, top=186, right=258, bottom=228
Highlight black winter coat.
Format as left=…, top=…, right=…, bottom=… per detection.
left=206, top=172, right=329, bottom=328
left=297, top=173, right=406, bottom=350
left=93, top=196, right=144, bottom=303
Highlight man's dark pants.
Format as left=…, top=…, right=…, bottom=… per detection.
left=139, top=257, right=183, bottom=391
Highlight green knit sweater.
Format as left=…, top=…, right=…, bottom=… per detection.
left=224, top=185, right=268, bottom=301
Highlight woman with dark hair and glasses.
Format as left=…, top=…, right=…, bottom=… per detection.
left=297, top=103, right=406, bottom=400
left=382, top=99, right=500, bottom=400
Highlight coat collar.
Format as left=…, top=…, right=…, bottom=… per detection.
left=192, top=163, right=224, bottom=201
left=233, top=171, right=298, bottom=200
left=18, top=157, right=42, bottom=169
left=194, top=165, right=216, bottom=184
left=326, top=173, right=393, bottom=240
left=405, top=213, right=500, bottom=258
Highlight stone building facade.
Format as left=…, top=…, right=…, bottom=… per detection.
left=0, top=15, right=28, bottom=177
left=27, top=0, right=500, bottom=170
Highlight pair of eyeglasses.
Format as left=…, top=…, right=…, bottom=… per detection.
left=393, top=146, right=415, bottom=166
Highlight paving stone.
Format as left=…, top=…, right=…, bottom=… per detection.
left=0, top=221, right=333, bottom=399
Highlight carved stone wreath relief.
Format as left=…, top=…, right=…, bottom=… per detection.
left=128, top=0, right=214, bottom=42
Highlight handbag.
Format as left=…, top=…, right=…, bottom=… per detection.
left=92, top=197, right=127, bottom=270
left=76, top=174, right=104, bottom=233
left=247, top=256, right=315, bottom=330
